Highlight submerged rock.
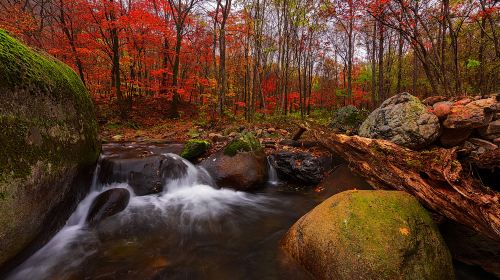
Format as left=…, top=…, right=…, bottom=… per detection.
left=359, top=92, right=440, bottom=149
left=99, top=154, right=187, bottom=195
left=269, top=152, right=324, bottom=185
left=86, top=188, right=130, bottom=227
left=201, top=151, right=267, bottom=191
left=281, top=190, right=454, bottom=280
left=0, top=29, right=99, bottom=266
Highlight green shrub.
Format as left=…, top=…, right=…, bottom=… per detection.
left=223, top=132, right=262, bottom=156
left=330, top=105, right=369, bottom=133
left=180, top=139, right=210, bottom=160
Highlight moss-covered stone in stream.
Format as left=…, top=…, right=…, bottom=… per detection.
left=281, top=190, right=454, bottom=280
left=0, top=29, right=100, bottom=267
left=223, top=132, right=262, bottom=156
left=180, top=139, right=210, bottom=160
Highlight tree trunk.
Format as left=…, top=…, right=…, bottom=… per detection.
left=313, top=132, right=500, bottom=240
left=169, top=27, right=182, bottom=118
left=378, top=21, right=384, bottom=102
left=396, top=32, right=403, bottom=94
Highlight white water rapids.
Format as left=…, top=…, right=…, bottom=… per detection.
left=7, top=153, right=276, bottom=280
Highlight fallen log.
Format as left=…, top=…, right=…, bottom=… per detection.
left=313, top=131, right=500, bottom=240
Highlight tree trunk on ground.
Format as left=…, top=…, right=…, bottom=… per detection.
left=313, top=131, right=500, bottom=240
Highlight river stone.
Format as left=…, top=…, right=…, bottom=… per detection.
left=281, top=190, right=454, bottom=280
left=99, top=154, right=188, bottom=195
left=86, top=188, right=130, bottom=227
left=0, top=30, right=99, bottom=267
left=200, top=151, right=267, bottom=191
left=269, top=152, right=324, bottom=185
left=359, top=93, right=440, bottom=149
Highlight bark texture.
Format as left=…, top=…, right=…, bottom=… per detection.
left=313, top=131, right=500, bottom=240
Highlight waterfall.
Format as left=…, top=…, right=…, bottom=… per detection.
left=267, top=157, right=279, bottom=186
left=8, top=152, right=273, bottom=280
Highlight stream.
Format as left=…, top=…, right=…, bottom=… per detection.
left=6, top=143, right=370, bottom=280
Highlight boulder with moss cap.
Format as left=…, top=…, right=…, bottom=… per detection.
left=180, top=139, right=210, bottom=160
left=0, top=29, right=99, bottom=267
left=201, top=133, right=266, bottom=190
left=281, top=190, right=454, bottom=280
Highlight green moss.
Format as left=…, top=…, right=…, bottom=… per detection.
left=0, top=29, right=100, bottom=181
left=180, top=139, right=210, bottom=160
left=285, top=190, right=454, bottom=279
left=405, top=159, right=423, bottom=168
left=223, top=132, right=262, bottom=156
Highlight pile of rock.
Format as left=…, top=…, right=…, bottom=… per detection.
left=359, top=93, right=499, bottom=153
left=426, top=95, right=499, bottom=152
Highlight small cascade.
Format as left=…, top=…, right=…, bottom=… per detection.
left=8, top=151, right=273, bottom=280
left=267, top=156, right=279, bottom=186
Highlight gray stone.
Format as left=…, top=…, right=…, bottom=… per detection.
left=359, top=93, right=440, bottom=149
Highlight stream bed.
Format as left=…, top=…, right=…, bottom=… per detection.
left=6, top=143, right=371, bottom=280
left=5, top=143, right=496, bottom=280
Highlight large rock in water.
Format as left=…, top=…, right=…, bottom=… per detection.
left=359, top=93, right=440, bottom=149
left=281, top=190, right=454, bottom=280
left=99, top=154, right=188, bottom=195
left=201, top=151, right=267, bottom=191
left=0, top=30, right=99, bottom=267
left=269, top=152, right=324, bottom=185
left=86, top=188, right=130, bottom=227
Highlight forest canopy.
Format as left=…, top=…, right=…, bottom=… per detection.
left=1, top=0, right=498, bottom=119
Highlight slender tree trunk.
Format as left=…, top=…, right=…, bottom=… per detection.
left=371, top=21, right=377, bottom=107
left=170, top=26, right=182, bottom=118
left=377, top=21, right=384, bottom=102
left=396, top=32, right=403, bottom=94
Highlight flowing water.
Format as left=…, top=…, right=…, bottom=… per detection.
left=6, top=144, right=370, bottom=280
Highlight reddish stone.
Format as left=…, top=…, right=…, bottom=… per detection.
left=432, top=101, right=453, bottom=119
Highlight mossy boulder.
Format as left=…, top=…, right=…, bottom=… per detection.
left=0, top=30, right=99, bottom=267
left=281, top=190, right=454, bottom=280
left=180, top=139, right=210, bottom=160
left=359, top=93, right=440, bottom=149
left=330, top=105, right=368, bottom=134
left=223, top=132, right=262, bottom=156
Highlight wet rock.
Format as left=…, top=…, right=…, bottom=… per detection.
left=443, top=97, right=497, bottom=129
left=180, top=139, right=210, bottom=160
left=281, top=190, right=454, bottom=280
left=269, top=152, right=324, bottom=185
left=0, top=30, right=100, bottom=266
left=478, top=120, right=500, bottom=140
left=200, top=151, right=267, bottom=191
left=86, top=188, right=130, bottom=227
left=440, top=128, right=473, bottom=147
left=440, top=221, right=500, bottom=277
left=99, top=154, right=187, bottom=195
left=359, top=92, right=440, bottom=149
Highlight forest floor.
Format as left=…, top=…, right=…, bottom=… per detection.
left=96, top=96, right=332, bottom=157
